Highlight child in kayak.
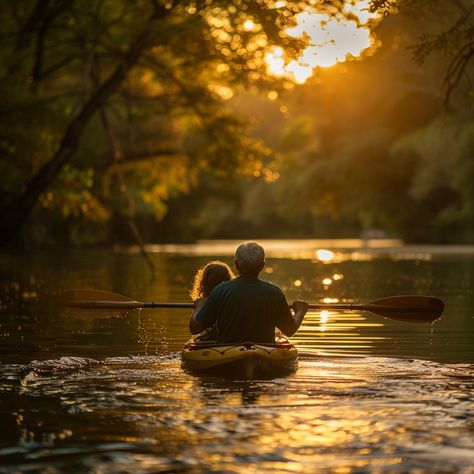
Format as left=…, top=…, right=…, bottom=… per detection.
left=190, top=261, right=235, bottom=341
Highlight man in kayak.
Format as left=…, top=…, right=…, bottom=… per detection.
left=189, top=241, right=309, bottom=343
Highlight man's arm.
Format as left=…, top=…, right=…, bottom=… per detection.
left=278, top=300, right=309, bottom=336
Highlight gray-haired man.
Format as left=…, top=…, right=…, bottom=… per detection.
left=189, top=242, right=308, bottom=343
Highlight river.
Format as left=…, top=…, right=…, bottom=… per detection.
left=0, top=240, right=473, bottom=473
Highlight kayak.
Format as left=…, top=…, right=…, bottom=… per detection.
left=181, top=335, right=298, bottom=379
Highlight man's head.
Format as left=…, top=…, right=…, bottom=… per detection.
left=234, top=242, right=265, bottom=277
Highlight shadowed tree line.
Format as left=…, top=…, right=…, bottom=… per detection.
left=1, top=0, right=473, bottom=248
left=0, top=0, right=307, bottom=248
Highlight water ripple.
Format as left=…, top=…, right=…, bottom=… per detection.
left=1, top=355, right=473, bottom=473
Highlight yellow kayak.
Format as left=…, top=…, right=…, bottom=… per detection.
left=181, top=335, right=298, bottom=379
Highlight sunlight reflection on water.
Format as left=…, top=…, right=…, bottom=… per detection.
left=295, top=310, right=386, bottom=357
left=1, top=243, right=474, bottom=472
left=121, top=239, right=474, bottom=263
left=1, top=355, right=473, bottom=473
left=124, top=238, right=406, bottom=261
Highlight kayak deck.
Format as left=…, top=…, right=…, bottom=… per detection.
left=181, top=337, right=298, bottom=379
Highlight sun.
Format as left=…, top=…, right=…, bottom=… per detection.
left=266, top=0, right=381, bottom=84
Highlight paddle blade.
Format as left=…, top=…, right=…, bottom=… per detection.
left=61, top=289, right=141, bottom=306
left=60, top=289, right=142, bottom=318
left=365, top=295, right=444, bottom=323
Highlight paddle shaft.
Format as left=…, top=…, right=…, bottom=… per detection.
left=61, top=290, right=444, bottom=322
left=67, top=301, right=435, bottom=313
left=145, top=302, right=192, bottom=308
left=64, top=301, right=376, bottom=310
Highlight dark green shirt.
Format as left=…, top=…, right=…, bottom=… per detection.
left=195, top=276, right=294, bottom=343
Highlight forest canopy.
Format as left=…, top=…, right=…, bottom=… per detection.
left=0, top=0, right=473, bottom=248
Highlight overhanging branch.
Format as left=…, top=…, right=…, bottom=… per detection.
left=0, top=4, right=178, bottom=246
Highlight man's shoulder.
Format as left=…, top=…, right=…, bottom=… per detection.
left=213, top=277, right=284, bottom=295
left=257, top=279, right=284, bottom=294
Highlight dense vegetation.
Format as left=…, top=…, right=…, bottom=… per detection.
left=1, top=0, right=473, bottom=248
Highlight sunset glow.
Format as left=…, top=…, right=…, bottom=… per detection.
left=266, top=1, right=381, bottom=83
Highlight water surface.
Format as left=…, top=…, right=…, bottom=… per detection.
left=1, top=241, right=473, bottom=473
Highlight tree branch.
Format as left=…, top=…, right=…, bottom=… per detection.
left=443, top=40, right=474, bottom=108
left=0, top=4, right=177, bottom=246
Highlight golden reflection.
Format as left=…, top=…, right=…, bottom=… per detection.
left=173, top=373, right=411, bottom=471
left=294, top=310, right=385, bottom=356
left=320, top=310, right=330, bottom=323
left=315, top=249, right=335, bottom=262
left=322, top=277, right=332, bottom=286
left=258, top=405, right=404, bottom=465
left=322, top=297, right=339, bottom=303
left=265, top=1, right=381, bottom=83
left=128, top=239, right=404, bottom=260
left=350, top=251, right=374, bottom=261
left=319, top=310, right=330, bottom=331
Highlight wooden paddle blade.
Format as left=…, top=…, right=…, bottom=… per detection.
left=60, top=289, right=140, bottom=319
left=61, top=289, right=136, bottom=305
left=365, top=295, right=444, bottom=323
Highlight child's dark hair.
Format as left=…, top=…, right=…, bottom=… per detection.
left=190, top=261, right=234, bottom=301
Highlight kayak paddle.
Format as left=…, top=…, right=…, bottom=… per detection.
left=61, top=289, right=444, bottom=323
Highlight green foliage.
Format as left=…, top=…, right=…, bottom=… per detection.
left=1, top=0, right=473, bottom=246
left=393, top=113, right=474, bottom=241
left=164, top=0, right=474, bottom=244
left=0, top=0, right=310, bottom=245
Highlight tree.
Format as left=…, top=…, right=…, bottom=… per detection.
left=0, top=0, right=307, bottom=247
left=212, top=0, right=474, bottom=243
left=371, top=0, right=474, bottom=107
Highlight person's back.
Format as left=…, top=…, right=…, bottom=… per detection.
left=198, top=276, right=293, bottom=343
left=189, top=241, right=308, bottom=343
